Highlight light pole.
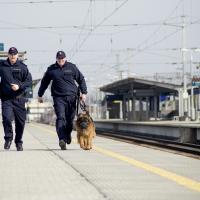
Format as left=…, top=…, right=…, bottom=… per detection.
left=190, top=50, right=195, bottom=120
left=181, top=16, right=188, bottom=119
left=181, top=48, right=200, bottom=120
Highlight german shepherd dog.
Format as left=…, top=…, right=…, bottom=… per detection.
left=76, top=111, right=96, bottom=150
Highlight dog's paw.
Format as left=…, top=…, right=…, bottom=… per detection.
left=84, top=147, right=91, bottom=150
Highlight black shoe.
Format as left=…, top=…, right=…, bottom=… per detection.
left=66, top=135, right=72, bottom=144
left=59, top=140, right=66, bottom=150
left=16, top=143, right=23, bottom=151
left=4, top=141, right=12, bottom=150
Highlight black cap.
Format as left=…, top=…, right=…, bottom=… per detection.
left=8, top=47, right=18, bottom=55
left=56, top=51, right=66, bottom=59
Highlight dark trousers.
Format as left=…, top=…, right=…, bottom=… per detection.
left=1, top=98, right=26, bottom=144
left=53, top=96, right=76, bottom=142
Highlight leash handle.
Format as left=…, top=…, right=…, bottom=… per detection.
left=76, top=87, right=87, bottom=115
left=76, top=100, right=87, bottom=116
left=79, top=100, right=87, bottom=112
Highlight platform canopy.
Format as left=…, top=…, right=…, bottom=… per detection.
left=100, top=77, right=181, bottom=96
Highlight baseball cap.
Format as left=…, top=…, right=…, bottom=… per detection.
left=8, top=47, right=18, bottom=55
left=56, top=51, right=66, bottom=59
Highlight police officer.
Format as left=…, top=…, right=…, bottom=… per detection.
left=38, top=51, right=87, bottom=150
left=0, top=47, right=32, bottom=151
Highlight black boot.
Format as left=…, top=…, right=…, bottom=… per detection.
left=16, top=143, right=23, bottom=151
left=66, top=135, right=72, bottom=144
left=59, top=140, right=66, bottom=150
left=4, top=141, right=12, bottom=150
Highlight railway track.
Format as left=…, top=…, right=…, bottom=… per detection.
left=96, top=129, right=200, bottom=158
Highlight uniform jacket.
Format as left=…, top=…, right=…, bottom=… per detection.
left=0, top=59, right=32, bottom=100
left=38, top=61, right=87, bottom=97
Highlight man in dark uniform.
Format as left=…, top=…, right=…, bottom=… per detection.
left=0, top=47, right=32, bottom=151
left=38, top=51, right=87, bottom=150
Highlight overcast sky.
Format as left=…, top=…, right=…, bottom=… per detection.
left=0, top=0, right=200, bottom=90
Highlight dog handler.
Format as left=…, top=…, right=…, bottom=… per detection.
left=38, top=51, right=87, bottom=150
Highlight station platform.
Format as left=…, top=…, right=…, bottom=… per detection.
left=0, top=123, right=200, bottom=200
left=95, top=120, right=200, bottom=143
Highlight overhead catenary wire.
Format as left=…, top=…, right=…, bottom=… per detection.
left=0, top=19, right=61, bottom=35
left=97, top=29, right=185, bottom=75
left=26, top=48, right=186, bottom=53
left=1, top=0, right=198, bottom=87
left=68, top=0, right=93, bottom=58
left=32, top=58, right=200, bottom=67
left=70, top=0, right=129, bottom=59
left=0, top=21, right=187, bottom=30
left=124, top=17, right=199, bottom=62
left=133, top=0, right=184, bottom=53
left=0, top=0, right=124, bottom=4
left=69, top=0, right=129, bottom=59
left=111, top=0, right=192, bottom=69
left=96, top=0, right=185, bottom=75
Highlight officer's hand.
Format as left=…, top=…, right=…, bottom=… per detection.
left=38, top=97, right=43, bottom=103
left=11, top=84, right=19, bottom=91
left=80, top=94, right=87, bottom=102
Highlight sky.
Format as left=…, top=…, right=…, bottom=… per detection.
left=0, top=0, right=200, bottom=91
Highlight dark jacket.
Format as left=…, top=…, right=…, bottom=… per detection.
left=38, top=61, right=87, bottom=97
left=0, top=59, right=32, bottom=100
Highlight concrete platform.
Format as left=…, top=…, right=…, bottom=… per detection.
left=95, top=120, right=200, bottom=143
left=0, top=123, right=200, bottom=200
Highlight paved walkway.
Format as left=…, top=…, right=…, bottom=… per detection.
left=0, top=123, right=200, bottom=200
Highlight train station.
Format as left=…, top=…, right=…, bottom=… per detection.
left=0, top=1, right=200, bottom=200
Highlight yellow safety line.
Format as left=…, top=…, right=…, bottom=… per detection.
left=30, top=123, right=200, bottom=193
left=93, top=146, right=200, bottom=193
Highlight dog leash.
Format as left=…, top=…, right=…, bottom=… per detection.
left=76, top=90, right=94, bottom=124
left=79, top=101, right=87, bottom=112
left=76, top=87, right=87, bottom=116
